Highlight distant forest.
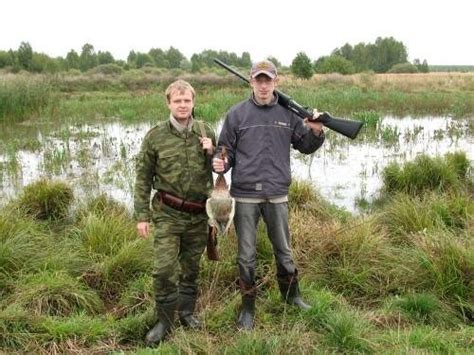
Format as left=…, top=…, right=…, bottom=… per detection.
left=0, top=36, right=462, bottom=78
left=429, top=65, right=474, bottom=72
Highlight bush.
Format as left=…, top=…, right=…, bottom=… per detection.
left=88, top=63, right=123, bottom=75
left=316, top=55, right=355, bottom=75
left=388, top=62, right=419, bottom=73
left=291, top=52, right=313, bottom=79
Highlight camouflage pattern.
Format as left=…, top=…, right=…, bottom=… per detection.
left=151, top=207, right=208, bottom=303
left=134, top=119, right=216, bottom=302
left=134, top=119, right=215, bottom=222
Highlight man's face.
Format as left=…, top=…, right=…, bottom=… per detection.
left=250, top=74, right=277, bottom=104
left=167, top=89, right=194, bottom=122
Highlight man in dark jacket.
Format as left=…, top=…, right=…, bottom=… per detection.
left=213, top=60, right=325, bottom=330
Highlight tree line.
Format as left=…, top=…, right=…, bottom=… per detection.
left=0, top=37, right=429, bottom=78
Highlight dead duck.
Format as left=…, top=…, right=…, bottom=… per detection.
left=206, top=147, right=235, bottom=237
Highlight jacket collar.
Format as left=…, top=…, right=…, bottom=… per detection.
left=250, top=92, right=278, bottom=107
left=169, top=114, right=194, bottom=133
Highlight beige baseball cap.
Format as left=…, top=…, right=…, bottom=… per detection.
left=250, top=60, right=277, bottom=79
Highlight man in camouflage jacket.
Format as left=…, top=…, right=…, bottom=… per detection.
left=134, top=80, right=215, bottom=345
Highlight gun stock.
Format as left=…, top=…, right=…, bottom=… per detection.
left=214, top=58, right=363, bottom=139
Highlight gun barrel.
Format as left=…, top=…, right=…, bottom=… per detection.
left=214, top=58, right=249, bottom=84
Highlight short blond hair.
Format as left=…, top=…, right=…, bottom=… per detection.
left=165, top=80, right=195, bottom=103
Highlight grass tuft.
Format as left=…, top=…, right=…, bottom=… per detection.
left=15, top=179, right=74, bottom=220
left=12, top=270, right=104, bottom=316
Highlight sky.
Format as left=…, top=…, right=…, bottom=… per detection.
left=1, top=0, right=473, bottom=66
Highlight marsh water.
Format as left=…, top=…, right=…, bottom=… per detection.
left=0, top=115, right=472, bottom=213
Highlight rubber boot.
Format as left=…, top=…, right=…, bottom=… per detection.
left=145, top=301, right=176, bottom=345
left=236, top=279, right=256, bottom=331
left=178, top=294, right=202, bottom=330
left=278, top=273, right=311, bottom=311
left=237, top=295, right=256, bottom=330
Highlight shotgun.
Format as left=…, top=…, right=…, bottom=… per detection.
left=214, top=58, right=363, bottom=139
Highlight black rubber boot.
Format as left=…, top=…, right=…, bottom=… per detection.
left=237, top=295, right=256, bottom=330
left=236, top=279, right=256, bottom=331
left=278, top=273, right=311, bottom=311
left=178, top=294, right=202, bottom=330
left=145, top=301, right=176, bottom=345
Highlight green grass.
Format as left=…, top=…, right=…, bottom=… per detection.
left=12, top=270, right=104, bottom=316
left=0, top=76, right=55, bottom=123
left=388, top=293, right=457, bottom=325
left=2, top=71, right=474, bottom=126
left=382, top=152, right=470, bottom=196
left=323, top=310, right=373, bottom=353
left=14, top=178, right=74, bottom=220
left=36, top=313, right=112, bottom=344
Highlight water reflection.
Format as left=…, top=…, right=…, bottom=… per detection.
left=292, top=116, right=473, bottom=212
left=0, top=116, right=472, bottom=213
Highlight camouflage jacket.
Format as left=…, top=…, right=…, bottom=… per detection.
left=134, top=119, right=216, bottom=222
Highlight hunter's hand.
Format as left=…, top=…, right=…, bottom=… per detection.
left=212, top=157, right=226, bottom=173
left=305, top=109, right=324, bottom=136
left=200, top=137, right=214, bottom=155
left=137, top=222, right=150, bottom=238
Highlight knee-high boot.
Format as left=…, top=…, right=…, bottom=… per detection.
left=237, top=279, right=256, bottom=330
left=178, top=293, right=202, bottom=329
left=145, top=300, right=176, bottom=345
left=277, top=271, right=311, bottom=310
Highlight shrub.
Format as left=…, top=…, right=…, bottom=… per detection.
left=88, top=63, right=123, bottom=75
left=316, top=55, right=355, bottom=75
left=291, top=52, right=313, bottom=79
left=389, top=62, right=419, bottom=73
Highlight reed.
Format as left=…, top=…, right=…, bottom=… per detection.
left=0, top=75, right=55, bottom=122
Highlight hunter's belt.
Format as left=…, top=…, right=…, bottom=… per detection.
left=158, top=190, right=206, bottom=214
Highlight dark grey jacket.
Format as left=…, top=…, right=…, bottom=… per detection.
left=216, top=94, right=325, bottom=198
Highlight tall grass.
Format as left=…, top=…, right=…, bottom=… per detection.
left=0, top=75, right=55, bottom=122
left=1, top=71, right=474, bottom=125
left=11, top=270, right=104, bottom=316
left=382, top=152, right=470, bottom=196
left=14, top=178, right=74, bottom=220
left=0, top=211, right=50, bottom=295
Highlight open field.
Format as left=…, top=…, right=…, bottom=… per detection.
left=1, top=71, right=474, bottom=124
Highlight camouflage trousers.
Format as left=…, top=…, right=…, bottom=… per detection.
left=151, top=206, right=208, bottom=304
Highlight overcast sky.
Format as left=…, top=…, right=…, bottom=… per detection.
left=2, top=0, right=473, bottom=66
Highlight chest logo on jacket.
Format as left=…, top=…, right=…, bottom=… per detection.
left=275, top=121, right=289, bottom=127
